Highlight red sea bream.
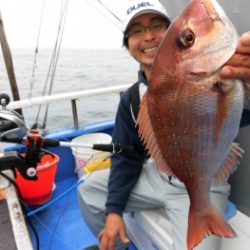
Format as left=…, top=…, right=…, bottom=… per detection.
left=137, top=0, right=244, bottom=249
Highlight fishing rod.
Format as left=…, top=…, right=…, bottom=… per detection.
left=0, top=92, right=136, bottom=155
left=0, top=128, right=137, bottom=181
left=0, top=126, right=137, bottom=181
left=0, top=93, right=138, bottom=182
left=1, top=131, right=137, bottom=155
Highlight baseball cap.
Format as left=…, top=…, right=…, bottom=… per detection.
left=122, top=0, right=170, bottom=33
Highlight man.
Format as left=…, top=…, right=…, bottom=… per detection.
left=78, top=1, right=250, bottom=249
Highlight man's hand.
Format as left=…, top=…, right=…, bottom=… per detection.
left=98, top=213, right=130, bottom=250
left=220, top=31, right=250, bottom=84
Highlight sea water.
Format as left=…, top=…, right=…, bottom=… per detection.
left=0, top=48, right=138, bottom=130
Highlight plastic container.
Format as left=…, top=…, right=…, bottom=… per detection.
left=71, top=133, right=112, bottom=177
left=15, top=153, right=59, bottom=205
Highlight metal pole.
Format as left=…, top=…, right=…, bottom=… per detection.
left=71, top=99, right=79, bottom=129
left=0, top=11, right=22, bottom=115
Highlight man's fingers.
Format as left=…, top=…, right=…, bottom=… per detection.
left=224, top=53, right=250, bottom=67
left=221, top=65, right=249, bottom=79
left=119, top=229, right=130, bottom=244
left=99, top=230, right=117, bottom=250
left=239, top=31, right=250, bottom=48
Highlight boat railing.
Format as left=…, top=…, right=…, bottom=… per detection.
left=6, top=84, right=132, bottom=129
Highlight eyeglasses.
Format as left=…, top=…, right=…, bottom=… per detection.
left=125, top=18, right=169, bottom=39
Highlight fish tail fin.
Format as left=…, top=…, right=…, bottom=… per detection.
left=187, top=207, right=237, bottom=250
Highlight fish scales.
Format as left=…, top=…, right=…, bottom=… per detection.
left=137, top=0, right=244, bottom=249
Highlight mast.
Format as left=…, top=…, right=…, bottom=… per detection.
left=0, top=11, right=22, bottom=115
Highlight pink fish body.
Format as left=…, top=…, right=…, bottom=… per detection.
left=137, top=0, right=244, bottom=249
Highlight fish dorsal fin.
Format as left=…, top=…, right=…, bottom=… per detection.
left=213, top=142, right=244, bottom=184
left=137, top=93, right=175, bottom=176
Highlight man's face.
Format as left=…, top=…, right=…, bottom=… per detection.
left=127, top=13, right=168, bottom=74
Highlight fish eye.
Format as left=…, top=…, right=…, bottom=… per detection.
left=177, top=28, right=195, bottom=48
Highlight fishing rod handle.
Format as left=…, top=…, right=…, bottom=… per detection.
left=93, top=143, right=136, bottom=154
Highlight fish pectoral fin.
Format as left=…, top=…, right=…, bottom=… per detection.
left=213, top=142, right=244, bottom=184
left=187, top=207, right=236, bottom=250
left=212, top=80, right=235, bottom=93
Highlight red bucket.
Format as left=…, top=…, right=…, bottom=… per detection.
left=15, top=153, right=59, bottom=205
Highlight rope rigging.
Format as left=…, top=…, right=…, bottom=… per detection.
left=86, top=0, right=122, bottom=30
left=40, top=0, right=70, bottom=130
left=32, top=0, right=69, bottom=131
left=96, top=0, right=121, bottom=23
left=28, top=0, right=47, bottom=99
left=30, top=0, right=122, bottom=131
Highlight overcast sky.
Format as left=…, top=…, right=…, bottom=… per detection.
left=0, top=0, right=129, bottom=49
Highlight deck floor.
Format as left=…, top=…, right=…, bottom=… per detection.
left=0, top=199, right=18, bottom=250
left=26, top=176, right=98, bottom=250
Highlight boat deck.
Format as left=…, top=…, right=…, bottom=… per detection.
left=2, top=122, right=249, bottom=250
left=0, top=199, right=18, bottom=250
left=24, top=141, right=137, bottom=250
left=0, top=172, right=33, bottom=250
left=27, top=175, right=98, bottom=250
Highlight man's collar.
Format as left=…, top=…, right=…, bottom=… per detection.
left=138, top=70, right=148, bottom=85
